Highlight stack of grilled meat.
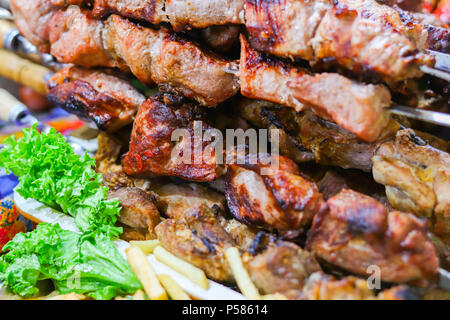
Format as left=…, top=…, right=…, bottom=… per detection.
left=9, top=0, right=450, bottom=299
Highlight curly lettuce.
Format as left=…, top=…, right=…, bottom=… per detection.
left=0, top=125, right=121, bottom=237
left=0, top=223, right=141, bottom=299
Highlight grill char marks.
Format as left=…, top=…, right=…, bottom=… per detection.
left=245, top=0, right=434, bottom=83
left=239, top=36, right=392, bottom=142
left=46, top=66, right=145, bottom=132
left=225, top=154, right=325, bottom=238
left=306, top=189, right=440, bottom=283
left=11, top=1, right=240, bottom=107
left=122, top=94, right=220, bottom=182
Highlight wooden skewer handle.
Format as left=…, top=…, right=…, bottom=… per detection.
left=0, top=88, right=28, bottom=123
left=0, top=49, right=52, bottom=95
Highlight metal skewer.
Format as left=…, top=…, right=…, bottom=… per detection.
left=389, top=105, right=450, bottom=128
left=0, top=88, right=88, bottom=156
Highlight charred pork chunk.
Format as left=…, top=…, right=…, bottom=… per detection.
left=152, top=183, right=225, bottom=220
left=237, top=98, right=398, bottom=171
left=239, top=36, right=392, bottom=142
left=225, top=154, right=325, bottom=238
left=300, top=272, right=417, bottom=300
left=242, top=241, right=322, bottom=297
left=245, top=0, right=434, bottom=83
left=122, top=95, right=221, bottom=182
left=155, top=204, right=235, bottom=282
left=376, top=0, right=423, bottom=11
left=47, top=66, right=145, bottom=132
left=200, top=25, right=241, bottom=53
left=108, top=187, right=161, bottom=239
left=11, top=1, right=239, bottom=106
left=372, top=129, right=450, bottom=243
left=307, top=189, right=439, bottom=283
left=51, top=0, right=246, bottom=31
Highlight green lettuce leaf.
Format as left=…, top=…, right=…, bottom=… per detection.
left=0, top=223, right=141, bottom=299
left=0, top=125, right=121, bottom=237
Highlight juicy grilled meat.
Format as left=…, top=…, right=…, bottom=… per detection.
left=200, top=25, right=241, bottom=53
left=47, top=66, right=145, bottom=132
left=108, top=187, right=161, bottom=238
left=152, top=183, right=225, bottom=219
left=45, top=0, right=436, bottom=82
left=317, top=169, right=390, bottom=206
left=122, top=95, right=221, bottom=182
left=155, top=204, right=235, bottom=282
left=237, top=98, right=398, bottom=171
left=239, top=36, right=392, bottom=142
left=242, top=241, right=322, bottom=297
left=54, top=0, right=246, bottom=31
left=376, top=0, right=423, bottom=11
left=11, top=1, right=239, bottom=106
left=245, top=0, right=433, bottom=83
left=225, top=154, right=325, bottom=238
left=306, top=189, right=439, bottom=283
left=372, top=129, right=450, bottom=243
left=301, top=272, right=416, bottom=300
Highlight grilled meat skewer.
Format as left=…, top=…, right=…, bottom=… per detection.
left=239, top=36, right=392, bottom=142
left=42, top=0, right=449, bottom=83
left=10, top=2, right=239, bottom=106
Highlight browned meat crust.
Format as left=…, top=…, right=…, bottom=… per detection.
left=306, top=189, right=439, bottom=283
left=155, top=204, right=235, bottom=282
left=245, top=0, right=433, bottom=83
left=77, top=0, right=245, bottom=31
left=243, top=241, right=322, bottom=296
left=108, top=187, right=161, bottom=237
left=372, top=129, right=450, bottom=244
left=300, top=272, right=416, bottom=300
left=239, top=36, right=392, bottom=142
left=376, top=0, right=423, bottom=11
left=152, top=183, right=225, bottom=219
left=47, top=66, right=145, bottom=132
left=200, top=25, right=241, bottom=53
left=11, top=1, right=239, bottom=106
left=122, top=95, right=221, bottom=182
left=237, top=98, right=398, bottom=171
left=225, top=154, right=324, bottom=238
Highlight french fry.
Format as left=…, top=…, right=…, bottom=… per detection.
left=225, top=247, right=261, bottom=300
left=126, top=246, right=168, bottom=300
left=158, top=274, right=191, bottom=300
left=153, top=246, right=209, bottom=290
left=262, top=293, right=288, bottom=300
left=132, top=289, right=146, bottom=300
left=130, top=240, right=161, bottom=255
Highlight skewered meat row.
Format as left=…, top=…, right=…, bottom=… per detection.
left=306, top=189, right=439, bottom=283
left=46, top=66, right=145, bottom=132
left=239, top=36, right=392, bottom=142
left=45, top=0, right=443, bottom=83
left=10, top=1, right=239, bottom=106
left=50, top=0, right=245, bottom=31
left=13, top=0, right=426, bottom=142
